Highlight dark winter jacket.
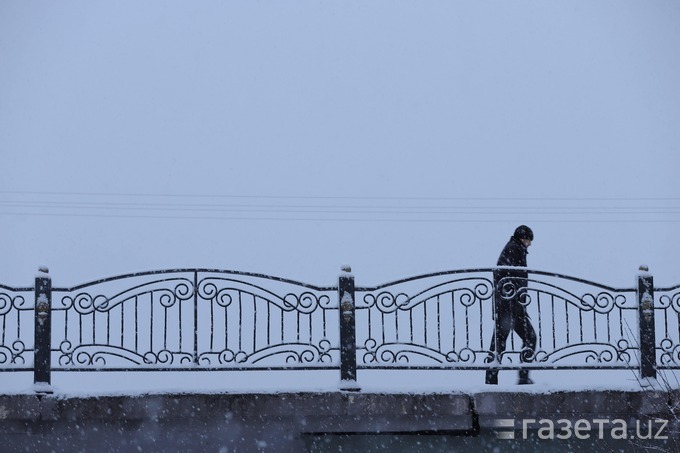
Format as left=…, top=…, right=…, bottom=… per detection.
left=493, top=236, right=529, bottom=303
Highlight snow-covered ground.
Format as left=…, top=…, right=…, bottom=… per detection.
left=2, top=368, right=670, bottom=397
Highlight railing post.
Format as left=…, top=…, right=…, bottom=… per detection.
left=34, top=266, right=53, bottom=393
left=637, top=265, right=656, bottom=380
left=339, top=266, right=359, bottom=391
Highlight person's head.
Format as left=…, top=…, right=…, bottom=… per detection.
left=514, top=225, right=534, bottom=247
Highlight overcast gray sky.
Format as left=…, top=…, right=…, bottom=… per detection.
left=1, top=1, right=679, bottom=287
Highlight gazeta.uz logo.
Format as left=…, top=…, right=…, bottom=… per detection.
left=493, top=418, right=669, bottom=441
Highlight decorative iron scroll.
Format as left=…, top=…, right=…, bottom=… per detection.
left=55, top=278, right=195, bottom=313
left=196, top=341, right=335, bottom=366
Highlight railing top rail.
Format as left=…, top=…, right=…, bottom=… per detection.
left=656, top=283, right=680, bottom=292
left=0, top=284, right=33, bottom=292
left=50, top=268, right=338, bottom=292
left=355, top=268, right=636, bottom=293
left=2, top=268, right=665, bottom=294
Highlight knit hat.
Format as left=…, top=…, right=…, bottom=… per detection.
left=514, top=225, right=534, bottom=241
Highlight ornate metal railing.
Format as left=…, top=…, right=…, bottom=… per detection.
left=1, top=270, right=339, bottom=372
left=355, top=270, right=638, bottom=370
left=0, top=267, right=677, bottom=391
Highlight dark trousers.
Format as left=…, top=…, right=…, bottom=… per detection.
left=485, top=302, right=537, bottom=381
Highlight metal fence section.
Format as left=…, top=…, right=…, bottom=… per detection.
left=355, top=271, right=494, bottom=368
left=524, top=271, right=638, bottom=369
left=0, top=284, right=34, bottom=370
left=49, top=270, right=339, bottom=371
left=194, top=270, right=338, bottom=369
left=355, top=270, right=639, bottom=370
left=656, top=284, right=680, bottom=370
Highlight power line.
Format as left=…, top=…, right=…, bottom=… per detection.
left=1, top=190, right=678, bottom=223
left=1, top=210, right=678, bottom=224
left=1, top=201, right=679, bottom=214
left=1, top=190, right=679, bottom=202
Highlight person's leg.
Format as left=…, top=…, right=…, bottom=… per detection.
left=486, top=312, right=512, bottom=384
left=485, top=327, right=499, bottom=384
left=514, top=309, right=537, bottom=384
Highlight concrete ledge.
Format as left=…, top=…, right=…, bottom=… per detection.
left=1, top=390, right=678, bottom=451
left=0, top=392, right=473, bottom=429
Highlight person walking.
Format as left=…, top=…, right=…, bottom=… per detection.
left=485, top=225, right=537, bottom=385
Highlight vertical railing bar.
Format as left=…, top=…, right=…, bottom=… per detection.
left=253, top=296, right=258, bottom=354
left=551, top=295, right=556, bottom=350
left=238, top=291, right=243, bottom=352
left=194, top=271, right=199, bottom=364
left=267, top=303, right=272, bottom=347
left=423, top=302, right=428, bottom=349
left=17, top=304, right=21, bottom=347
left=619, top=300, right=624, bottom=339
left=280, top=304, right=284, bottom=346
left=537, top=292, right=543, bottom=350
left=565, top=299, right=570, bottom=345
left=120, top=301, right=125, bottom=348
left=178, top=291, right=183, bottom=354
left=297, top=308, right=301, bottom=343
left=465, top=305, right=469, bottom=347
left=321, top=303, right=326, bottom=342
left=91, top=309, right=95, bottom=348
left=163, top=305, right=168, bottom=350
left=135, top=296, right=139, bottom=354
left=210, top=289, right=215, bottom=351
left=509, top=324, right=514, bottom=351
left=395, top=297, right=400, bottom=344
left=224, top=304, right=229, bottom=355
left=451, top=290, right=455, bottom=353
left=381, top=311, right=386, bottom=346
left=367, top=304, right=373, bottom=346
left=478, top=293, right=483, bottom=351
left=437, top=296, right=442, bottom=352
left=150, top=292, right=154, bottom=353
left=64, top=299, right=68, bottom=349
left=308, top=308, right=312, bottom=346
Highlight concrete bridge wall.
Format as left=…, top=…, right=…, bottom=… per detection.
left=1, top=390, right=678, bottom=452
